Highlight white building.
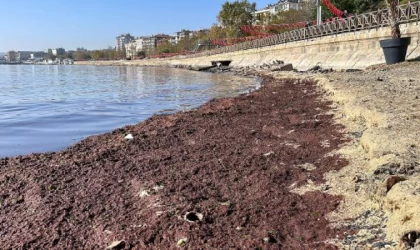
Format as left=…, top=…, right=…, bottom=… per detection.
left=141, top=34, right=171, bottom=53
left=52, top=48, right=65, bottom=56
left=125, top=35, right=172, bottom=57
left=125, top=40, right=137, bottom=58
left=254, top=0, right=304, bottom=24
left=134, top=37, right=145, bottom=52
left=170, top=29, right=193, bottom=44
left=115, top=33, right=135, bottom=51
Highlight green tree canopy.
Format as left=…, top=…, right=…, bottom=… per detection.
left=322, top=0, right=385, bottom=19
left=208, top=24, right=228, bottom=40
left=73, top=51, right=92, bottom=61
left=270, top=0, right=316, bottom=26
left=217, top=0, right=256, bottom=38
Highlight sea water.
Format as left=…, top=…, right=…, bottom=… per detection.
left=0, top=65, right=258, bottom=157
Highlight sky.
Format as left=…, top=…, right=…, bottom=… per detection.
left=0, top=0, right=274, bottom=52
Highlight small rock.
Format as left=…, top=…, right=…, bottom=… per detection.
left=299, top=163, right=317, bottom=171
left=271, top=63, right=294, bottom=72
left=263, top=235, right=277, bottom=243
left=263, top=151, right=274, bottom=157
left=138, top=190, right=150, bottom=197
left=280, top=63, right=293, bottom=71
left=384, top=176, right=407, bottom=193
left=106, top=240, right=125, bottom=250
left=400, top=231, right=420, bottom=248
left=177, top=238, right=188, bottom=248
left=353, top=175, right=362, bottom=183
left=345, top=69, right=362, bottom=72
left=219, top=201, right=231, bottom=207
left=124, top=134, right=134, bottom=140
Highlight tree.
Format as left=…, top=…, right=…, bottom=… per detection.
left=45, top=54, right=57, bottom=61
left=386, top=0, right=400, bottom=38
left=64, top=51, right=73, bottom=59
left=73, top=51, right=91, bottom=61
left=136, top=51, right=146, bottom=58
left=156, top=40, right=176, bottom=54
left=176, top=36, right=200, bottom=52
left=92, top=50, right=105, bottom=60
left=217, top=0, right=256, bottom=38
left=315, top=0, right=384, bottom=20
left=117, top=45, right=127, bottom=59
left=322, top=0, right=385, bottom=19
left=208, top=24, right=228, bottom=40
left=271, top=9, right=308, bottom=26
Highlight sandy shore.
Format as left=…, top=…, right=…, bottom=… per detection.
left=0, top=61, right=419, bottom=249
left=265, top=62, right=420, bottom=249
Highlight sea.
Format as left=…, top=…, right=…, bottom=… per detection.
left=0, top=65, right=259, bottom=157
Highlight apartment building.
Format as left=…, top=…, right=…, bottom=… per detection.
left=125, top=40, right=137, bottom=58
left=115, top=33, right=135, bottom=51
left=142, top=34, right=171, bottom=52
left=254, top=0, right=304, bottom=24
left=170, top=29, right=193, bottom=44
left=52, top=48, right=65, bottom=56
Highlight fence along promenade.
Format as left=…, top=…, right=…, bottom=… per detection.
left=186, top=1, right=420, bottom=58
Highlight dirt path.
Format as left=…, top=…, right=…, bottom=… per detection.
left=0, top=77, right=349, bottom=249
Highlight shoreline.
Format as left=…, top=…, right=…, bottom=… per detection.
left=0, top=75, right=349, bottom=249
left=0, top=62, right=419, bottom=249
left=0, top=65, right=260, bottom=158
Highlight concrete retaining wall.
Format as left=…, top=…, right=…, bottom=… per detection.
left=78, top=22, right=420, bottom=70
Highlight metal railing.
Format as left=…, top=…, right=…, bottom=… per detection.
left=185, top=1, right=420, bottom=58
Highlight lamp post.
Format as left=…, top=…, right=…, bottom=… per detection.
left=315, top=0, right=322, bottom=25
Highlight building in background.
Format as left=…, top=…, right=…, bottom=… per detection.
left=52, top=48, right=65, bottom=56
left=0, top=54, right=6, bottom=63
left=115, top=33, right=135, bottom=51
left=134, top=37, right=145, bottom=52
left=125, top=40, right=137, bottom=58
left=254, top=0, right=304, bottom=24
left=118, top=28, right=209, bottom=57
left=192, top=29, right=210, bottom=37
left=6, top=51, right=17, bottom=62
left=16, top=51, right=33, bottom=61
left=142, top=34, right=171, bottom=53
left=30, top=52, right=46, bottom=60
left=170, top=29, right=193, bottom=44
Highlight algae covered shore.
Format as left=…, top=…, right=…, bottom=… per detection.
left=0, top=61, right=419, bottom=249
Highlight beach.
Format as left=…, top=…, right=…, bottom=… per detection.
left=0, top=61, right=419, bottom=249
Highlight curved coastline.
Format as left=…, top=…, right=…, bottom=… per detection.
left=1, top=60, right=419, bottom=249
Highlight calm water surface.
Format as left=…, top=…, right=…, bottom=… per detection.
left=0, top=65, right=259, bottom=157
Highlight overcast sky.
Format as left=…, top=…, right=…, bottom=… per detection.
left=0, top=0, right=274, bottom=52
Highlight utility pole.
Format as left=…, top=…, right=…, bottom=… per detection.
left=316, top=0, right=322, bottom=25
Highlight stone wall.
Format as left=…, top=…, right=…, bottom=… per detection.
left=78, top=22, right=420, bottom=70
